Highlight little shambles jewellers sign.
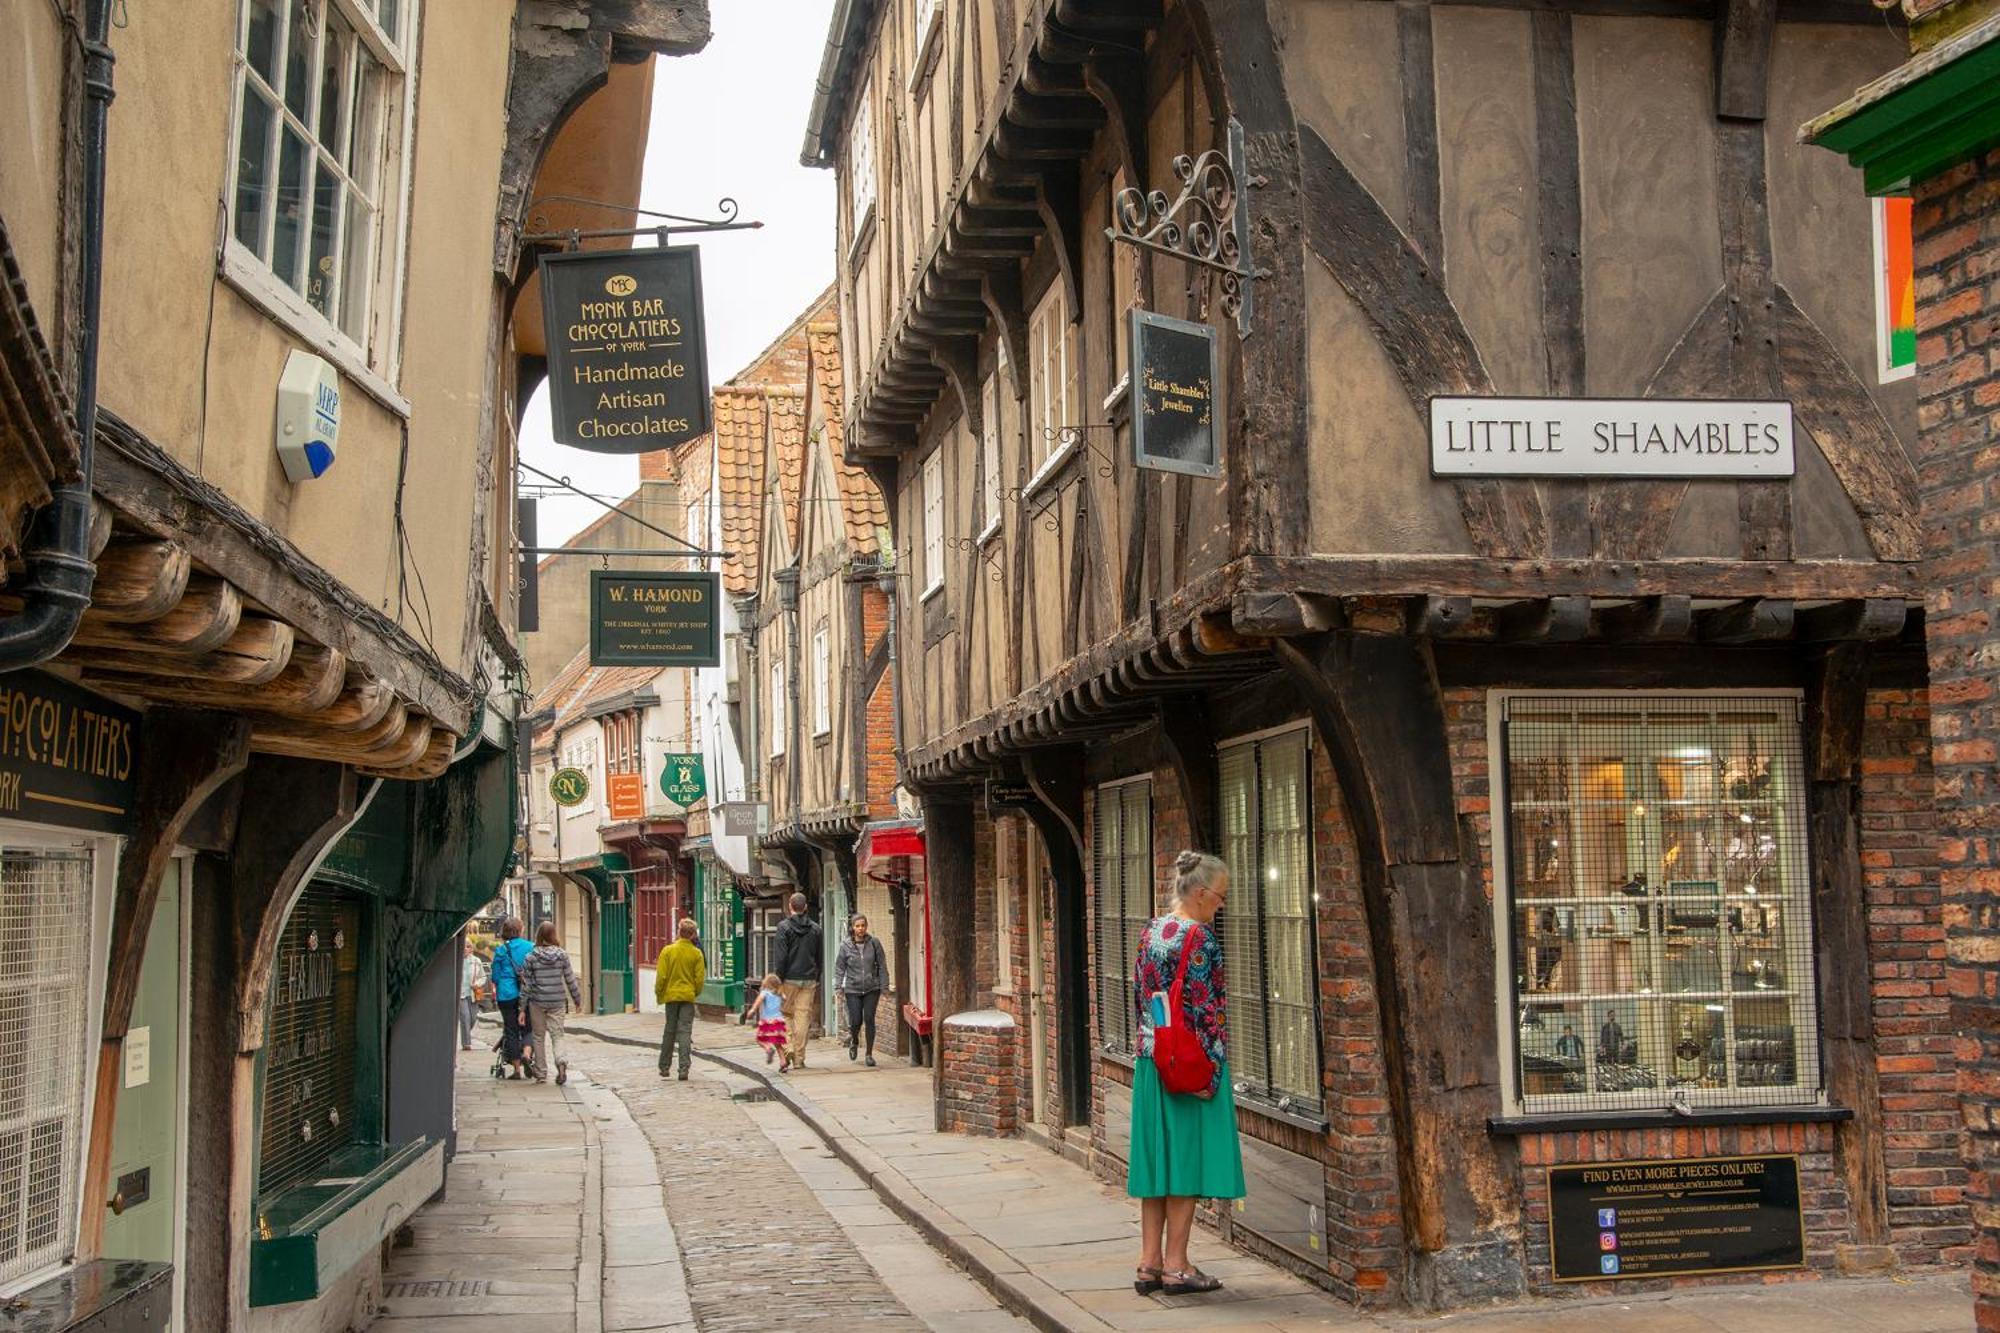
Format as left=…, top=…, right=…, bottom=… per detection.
left=1431, top=397, right=1794, bottom=479
left=589, top=570, right=721, bottom=667
left=539, top=246, right=711, bottom=454
left=1548, top=1154, right=1804, bottom=1282
left=0, top=671, right=140, bottom=834
left=1130, top=309, right=1220, bottom=478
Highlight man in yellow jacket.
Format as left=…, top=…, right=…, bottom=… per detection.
left=655, top=917, right=705, bottom=1080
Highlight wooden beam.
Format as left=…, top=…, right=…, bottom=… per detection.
left=82, top=538, right=191, bottom=623
left=1593, top=595, right=1693, bottom=642
left=1231, top=589, right=1342, bottom=636
left=1155, top=701, right=1218, bottom=850
left=73, top=573, right=242, bottom=656
left=68, top=615, right=295, bottom=686
left=1696, top=597, right=1795, bottom=642
left=1796, top=598, right=1908, bottom=642
left=1248, top=552, right=1921, bottom=602
left=84, top=640, right=347, bottom=717
left=357, top=725, right=456, bottom=780
left=1715, top=0, right=1777, bottom=120
left=1496, top=595, right=1591, bottom=643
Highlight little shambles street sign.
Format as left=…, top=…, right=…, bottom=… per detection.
left=540, top=246, right=711, bottom=454
left=1130, top=309, right=1220, bottom=478
left=1548, top=1154, right=1804, bottom=1282
left=1431, top=397, right=1795, bottom=479
left=590, top=570, right=721, bottom=667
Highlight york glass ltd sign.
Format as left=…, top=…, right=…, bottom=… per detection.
left=589, top=570, right=721, bottom=668
left=1430, top=398, right=1794, bottom=479
left=539, top=246, right=711, bottom=453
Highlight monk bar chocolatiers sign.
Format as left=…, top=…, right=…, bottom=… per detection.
left=1130, top=308, right=1220, bottom=478
left=1430, top=397, right=1795, bottom=479
left=589, top=570, right=721, bottom=668
left=540, top=246, right=711, bottom=454
left=1548, top=1153, right=1805, bottom=1282
left=0, top=671, right=140, bottom=835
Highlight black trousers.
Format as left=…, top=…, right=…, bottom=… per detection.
left=497, top=997, right=530, bottom=1062
left=844, top=989, right=881, bottom=1052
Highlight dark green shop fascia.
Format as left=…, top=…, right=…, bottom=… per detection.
left=1801, top=15, right=2000, bottom=195
left=250, top=722, right=518, bottom=1307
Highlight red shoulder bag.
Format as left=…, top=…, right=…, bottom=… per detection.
left=1151, top=924, right=1217, bottom=1096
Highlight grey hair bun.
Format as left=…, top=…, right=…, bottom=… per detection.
left=1173, top=850, right=1204, bottom=876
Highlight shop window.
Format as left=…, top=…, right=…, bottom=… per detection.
left=812, top=623, right=832, bottom=737
left=229, top=0, right=410, bottom=362
left=1496, top=693, right=1820, bottom=1115
left=1027, top=283, right=1078, bottom=474
left=921, top=449, right=945, bottom=599
left=0, top=843, right=98, bottom=1289
left=1092, top=780, right=1152, bottom=1056
left=259, top=885, right=363, bottom=1197
left=1218, top=730, right=1320, bottom=1113
left=701, top=868, right=734, bottom=983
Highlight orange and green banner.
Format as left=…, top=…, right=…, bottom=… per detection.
left=1875, top=195, right=1915, bottom=382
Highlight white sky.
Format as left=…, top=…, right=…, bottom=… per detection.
left=519, top=2, right=838, bottom=546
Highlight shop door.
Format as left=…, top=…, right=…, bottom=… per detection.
left=1024, top=840, right=1050, bottom=1125
left=598, top=895, right=633, bottom=1013
left=101, top=860, right=186, bottom=1325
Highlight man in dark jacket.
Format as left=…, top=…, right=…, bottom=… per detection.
left=773, top=893, right=822, bottom=1068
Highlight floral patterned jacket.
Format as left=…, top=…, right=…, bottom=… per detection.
left=1133, top=915, right=1227, bottom=1097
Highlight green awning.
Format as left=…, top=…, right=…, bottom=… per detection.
left=1801, top=18, right=2000, bottom=195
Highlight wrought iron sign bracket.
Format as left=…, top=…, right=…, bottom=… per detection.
left=522, top=195, right=764, bottom=250
left=1106, top=118, right=1266, bottom=337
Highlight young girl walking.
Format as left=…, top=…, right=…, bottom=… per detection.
left=749, top=973, right=791, bottom=1070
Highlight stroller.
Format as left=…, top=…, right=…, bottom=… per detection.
left=489, top=1009, right=534, bottom=1079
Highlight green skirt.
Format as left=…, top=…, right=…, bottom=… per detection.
left=1126, top=1058, right=1246, bottom=1200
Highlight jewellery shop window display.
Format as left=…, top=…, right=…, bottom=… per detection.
left=1492, top=693, right=1821, bottom=1116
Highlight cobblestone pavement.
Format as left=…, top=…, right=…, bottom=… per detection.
left=570, top=1030, right=1026, bottom=1333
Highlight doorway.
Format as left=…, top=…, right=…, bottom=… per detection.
left=1024, top=837, right=1050, bottom=1126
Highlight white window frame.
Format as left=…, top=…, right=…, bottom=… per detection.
left=995, top=818, right=1016, bottom=993
left=1488, top=689, right=1823, bottom=1118
left=769, top=656, right=787, bottom=757
left=1093, top=777, right=1153, bottom=1058
left=978, top=374, right=1002, bottom=542
left=1025, top=282, right=1079, bottom=488
left=0, top=828, right=114, bottom=1297
left=909, top=0, right=944, bottom=92
left=846, top=84, right=878, bottom=245
left=921, top=449, right=945, bottom=600
left=224, top=0, right=417, bottom=415
left=811, top=624, right=832, bottom=738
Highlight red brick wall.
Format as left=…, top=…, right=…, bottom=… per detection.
left=861, top=585, right=897, bottom=818
left=940, top=1013, right=1019, bottom=1137
left=1911, top=146, right=2000, bottom=1326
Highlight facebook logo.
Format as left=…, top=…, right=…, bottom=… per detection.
left=1600, top=1255, right=1621, bottom=1275
left=1597, top=1208, right=1617, bottom=1228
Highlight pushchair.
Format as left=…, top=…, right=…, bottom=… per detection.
left=489, top=1012, right=534, bottom=1079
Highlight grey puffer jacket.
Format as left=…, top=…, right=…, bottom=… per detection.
left=833, top=934, right=890, bottom=995
left=519, top=944, right=582, bottom=1011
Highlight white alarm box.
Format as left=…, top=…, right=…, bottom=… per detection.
left=274, top=349, right=341, bottom=483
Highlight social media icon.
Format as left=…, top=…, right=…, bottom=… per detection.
left=1600, top=1231, right=1618, bottom=1251
left=1601, top=1255, right=1621, bottom=1275
left=1598, top=1208, right=1617, bottom=1228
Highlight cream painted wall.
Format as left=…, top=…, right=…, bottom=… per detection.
left=76, top=1, right=516, bottom=680
left=0, top=3, right=71, bottom=345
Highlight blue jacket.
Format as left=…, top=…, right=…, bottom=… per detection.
left=490, top=937, right=533, bottom=1002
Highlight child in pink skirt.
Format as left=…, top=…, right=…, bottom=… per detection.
left=751, top=972, right=790, bottom=1069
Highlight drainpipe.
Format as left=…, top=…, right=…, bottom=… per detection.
left=0, top=0, right=113, bottom=670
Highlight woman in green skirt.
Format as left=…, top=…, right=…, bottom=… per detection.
left=1128, top=850, right=1245, bottom=1297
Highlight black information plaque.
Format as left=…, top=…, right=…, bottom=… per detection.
left=1549, top=1153, right=1805, bottom=1282
left=589, top=570, right=721, bottom=667
left=1129, top=308, right=1219, bottom=478
left=539, top=245, right=711, bottom=454
left=0, top=670, right=140, bottom=834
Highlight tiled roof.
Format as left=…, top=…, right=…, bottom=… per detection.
left=770, top=388, right=809, bottom=553
left=807, top=321, right=887, bottom=555
left=562, top=664, right=659, bottom=727
left=531, top=646, right=595, bottom=718
left=714, top=388, right=769, bottom=596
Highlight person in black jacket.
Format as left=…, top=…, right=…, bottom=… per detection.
left=773, top=893, right=822, bottom=1069
left=834, top=913, right=891, bottom=1066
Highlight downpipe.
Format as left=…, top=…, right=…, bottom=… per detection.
left=0, top=0, right=113, bottom=671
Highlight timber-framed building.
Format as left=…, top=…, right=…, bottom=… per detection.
left=806, top=0, right=1966, bottom=1306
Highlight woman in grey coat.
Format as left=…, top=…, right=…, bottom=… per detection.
left=833, top=913, right=890, bottom=1066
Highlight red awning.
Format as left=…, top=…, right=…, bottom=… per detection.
left=866, top=827, right=924, bottom=859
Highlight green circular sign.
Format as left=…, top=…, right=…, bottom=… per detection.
left=549, top=767, right=591, bottom=808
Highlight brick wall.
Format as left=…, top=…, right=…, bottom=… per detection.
left=940, top=1011, right=1019, bottom=1137
left=1911, top=145, right=2000, bottom=1326
left=861, top=585, right=897, bottom=818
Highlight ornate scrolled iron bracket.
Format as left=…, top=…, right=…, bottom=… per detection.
left=521, top=195, right=761, bottom=250
left=1105, top=119, right=1265, bottom=337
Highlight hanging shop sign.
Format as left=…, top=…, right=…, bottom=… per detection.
left=1130, top=309, right=1220, bottom=478
left=0, top=670, right=139, bottom=835
left=659, top=753, right=706, bottom=807
left=1548, top=1154, right=1804, bottom=1282
left=606, top=772, right=644, bottom=821
left=549, top=766, right=591, bottom=808
left=1430, top=397, right=1795, bottom=479
left=539, top=246, right=711, bottom=454
left=589, top=570, right=721, bottom=667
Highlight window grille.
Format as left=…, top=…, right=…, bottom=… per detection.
left=0, top=845, right=95, bottom=1288
left=1217, top=730, right=1321, bottom=1112
left=259, top=886, right=362, bottom=1197
left=978, top=376, right=1002, bottom=538
left=1092, top=782, right=1152, bottom=1055
left=812, top=625, right=832, bottom=736
left=1028, top=284, right=1076, bottom=470
left=922, top=451, right=945, bottom=596
left=1498, top=694, right=1820, bottom=1115
left=701, top=868, right=733, bottom=983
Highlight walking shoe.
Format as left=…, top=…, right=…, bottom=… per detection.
left=848, top=1040, right=858, bottom=1062
left=555, top=1062, right=568, bottom=1086
left=677, top=1070, right=688, bottom=1081
left=765, top=1047, right=775, bottom=1065
left=865, top=1054, right=876, bottom=1067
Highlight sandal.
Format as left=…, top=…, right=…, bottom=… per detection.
left=1161, top=1268, right=1223, bottom=1296
left=1133, top=1265, right=1164, bottom=1295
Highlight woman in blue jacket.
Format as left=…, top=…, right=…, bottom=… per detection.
left=489, top=916, right=536, bottom=1078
